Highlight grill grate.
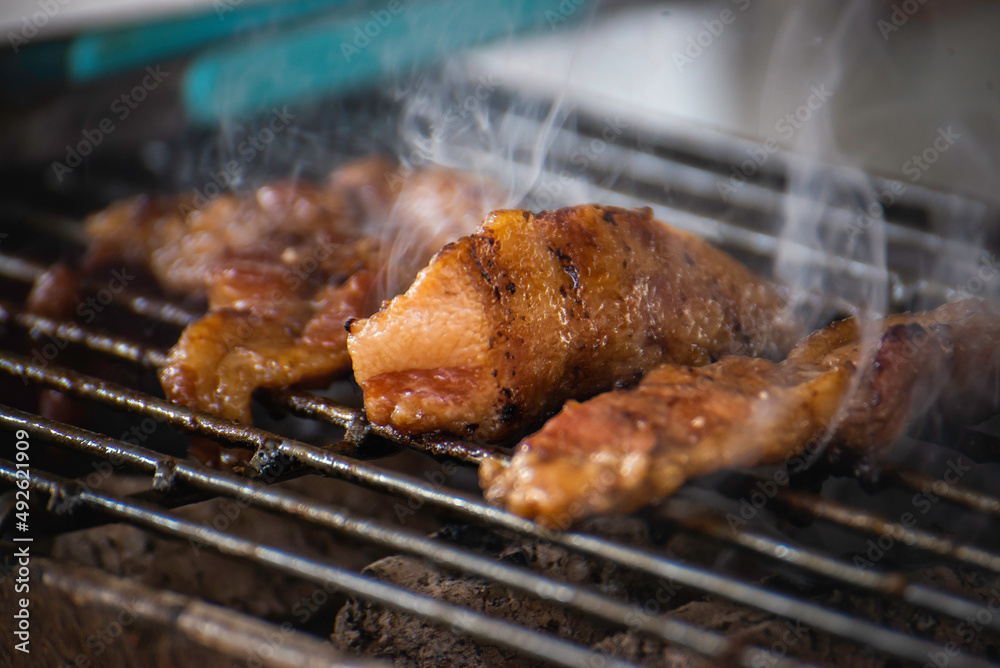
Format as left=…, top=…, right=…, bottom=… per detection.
left=3, top=345, right=999, bottom=667
left=439, top=94, right=1000, bottom=313
left=3, top=118, right=1000, bottom=667
left=29, top=557, right=370, bottom=668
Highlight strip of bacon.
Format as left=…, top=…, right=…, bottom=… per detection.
left=348, top=205, right=801, bottom=443
left=481, top=299, right=1000, bottom=526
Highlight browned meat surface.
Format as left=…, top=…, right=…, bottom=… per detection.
left=84, top=182, right=345, bottom=296
left=26, top=263, right=82, bottom=318
left=157, top=271, right=371, bottom=427
left=348, top=205, right=800, bottom=443
left=84, top=157, right=498, bottom=299
left=482, top=299, right=1000, bottom=526
left=83, top=158, right=501, bottom=465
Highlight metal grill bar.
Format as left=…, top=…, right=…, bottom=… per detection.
left=0, top=298, right=170, bottom=369
left=269, top=389, right=497, bottom=466
left=468, top=147, right=970, bottom=313
left=669, top=512, right=1000, bottom=632
left=460, top=146, right=886, bottom=281
left=37, top=557, right=372, bottom=668
left=4, top=168, right=999, bottom=668
left=1, top=206, right=88, bottom=246
left=0, top=460, right=640, bottom=668
left=773, top=486, right=1000, bottom=574
left=566, top=104, right=994, bottom=227
left=463, top=98, right=1000, bottom=309
left=6, top=280, right=998, bottom=627
left=0, top=252, right=198, bottom=329
left=0, top=253, right=51, bottom=285
left=884, top=465, right=1000, bottom=518
left=1, top=352, right=995, bottom=668
left=0, top=262, right=496, bottom=467
left=8, top=293, right=994, bottom=635
left=0, top=405, right=772, bottom=666
left=9, top=273, right=1000, bottom=485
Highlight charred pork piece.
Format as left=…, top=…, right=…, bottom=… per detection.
left=348, top=205, right=800, bottom=443
left=158, top=270, right=373, bottom=427
left=84, top=157, right=500, bottom=466
left=84, top=157, right=497, bottom=299
left=481, top=299, right=1000, bottom=526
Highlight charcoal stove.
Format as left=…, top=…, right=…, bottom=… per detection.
left=3, top=0, right=1000, bottom=665
left=1, top=89, right=1000, bottom=667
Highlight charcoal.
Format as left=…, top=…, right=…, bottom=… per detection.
left=332, top=520, right=1000, bottom=667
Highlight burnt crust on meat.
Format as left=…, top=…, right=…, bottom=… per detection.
left=348, top=204, right=801, bottom=443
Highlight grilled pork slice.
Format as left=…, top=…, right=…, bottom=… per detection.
left=481, top=299, right=1000, bottom=526
left=158, top=270, right=372, bottom=428
left=84, top=158, right=500, bottom=465
left=347, top=205, right=801, bottom=442
left=84, top=157, right=493, bottom=298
